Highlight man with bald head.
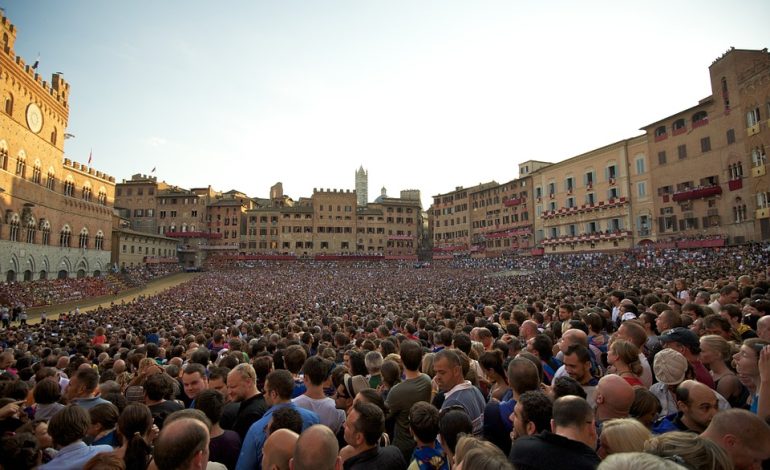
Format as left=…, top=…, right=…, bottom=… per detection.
left=701, top=409, right=770, bottom=470
left=757, top=315, right=770, bottom=341
left=519, top=320, right=539, bottom=342
left=668, top=380, right=718, bottom=433
left=154, top=417, right=210, bottom=470
left=594, top=375, right=634, bottom=426
left=262, top=428, right=298, bottom=470
left=290, top=425, right=340, bottom=470
left=112, top=359, right=126, bottom=375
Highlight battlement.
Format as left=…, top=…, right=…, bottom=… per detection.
left=62, top=158, right=115, bottom=183
left=1, top=12, right=70, bottom=108
left=313, top=188, right=356, bottom=195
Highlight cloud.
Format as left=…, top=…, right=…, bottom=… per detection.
left=145, top=136, right=168, bottom=147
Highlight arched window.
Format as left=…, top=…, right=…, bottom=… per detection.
left=25, top=217, right=36, bottom=244
left=59, top=225, right=72, bottom=247
left=94, top=231, right=104, bottom=250
left=51, top=127, right=57, bottom=146
left=63, top=176, right=75, bottom=197
left=8, top=214, right=19, bottom=242
left=4, top=92, right=12, bottom=115
left=733, top=198, right=747, bottom=223
left=97, top=188, right=107, bottom=205
left=15, top=152, right=26, bottom=177
left=654, top=126, right=667, bottom=137
left=0, top=140, right=7, bottom=170
left=40, top=220, right=50, bottom=245
left=32, top=160, right=42, bottom=184
left=46, top=169, right=56, bottom=190
left=692, top=111, right=708, bottom=126
left=78, top=227, right=89, bottom=249
left=672, top=118, right=686, bottom=134
left=82, top=183, right=92, bottom=202
left=2, top=33, right=8, bottom=52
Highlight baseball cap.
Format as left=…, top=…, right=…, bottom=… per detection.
left=653, top=348, right=688, bottom=385
left=659, top=327, right=699, bottom=350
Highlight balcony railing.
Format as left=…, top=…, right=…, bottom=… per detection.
left=753, top=164, right=767, bottom=177
left=165, top=231, right=223, bottom=239
left=671, top=185, right=722, bottom=202
left=503, top=197, right=523, bottom=207
left=728, top=179, right=743, bottom=191
left=692, top=118, right=708, bottom=129
left=541, top=197, right=628, bottom=219
left=541, top=230, right=631, bottom=246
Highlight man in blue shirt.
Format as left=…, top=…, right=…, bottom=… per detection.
left=235, top=369, right=319, bottom=470
left=40, top=405, right=113, bottom=470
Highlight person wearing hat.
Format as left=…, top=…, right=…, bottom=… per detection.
left=658, top=327, right=715, bottom=389
left=650, top=349, right=729, bottom=427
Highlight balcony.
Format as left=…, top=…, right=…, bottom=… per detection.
left=692, top=118, right=708, bottom=129
left=200, top=244, right=239, bottom=251
left=540, top=197, right=629, bottom=219
left=541, top=230, right=631, bottom=246
left=728, top=178, right=743, bottom=191
left=654, top=133, right=668, bottom=143
left=673, top=126, right=687, bottom=136
left=671, top=185, right=722, bottom=202
left=165, top=231, right=223, bottom=239
left=757, top=208, right=770, bottom=219
left=637, top=229, right=651, bottom=237
left=753, top=164, right=767, bottom=177
left=504, top=197, right=523, bottom=207
left=747, top=123, right=760, bottom=136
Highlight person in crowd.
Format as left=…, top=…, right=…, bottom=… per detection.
left=182, top=363, right=209, bottom=408
left=113, top=402, right=156, bottom=470
left=222, top=363, right=268, bottom=441
left=144, top=372, right=184, bottom=430
left=66, top=367, right=111, bottom=410
left=699, top=334, right=748, bottom=409
left=236, top=370, right=319, bottom=470
left=292, top=356, right=345, bottom=434
left=509, top=396, right=600, bottom=470
left=407, top=401, right=448, bottom=470
left=341, top=401, right=406, bottom=469
left=483, top=357, right=539, bottom=455
left=153, top=416, right=211, bottom=470
left=290, top=425, right=340, bottom=470
left=644, top=431, right=732, bottom=470
left=659, top=327, right=716, bottom=389
left=596, top=418, right=650, bottom=460
left=437, top=408, right=473, bottom=466
left=433, top=349, right=486, bottom=436
left=509, top=390, right=552, bottom=444
left=594, top=374, right=635, bottom=429
left=733, top=338, right=770, bottom=414
left=40, top=405, right=114, bottom=469
left=195, top=390, right=241, bottom=470
left=86, top=402, right=120, bottom=447
left=261, top=428, right=298, bottom=470
left=701, top=408, right=770, bottom=470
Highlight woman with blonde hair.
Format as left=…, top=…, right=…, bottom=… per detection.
left=644, top=431, right=734, bottom=470
left=699, top=335, right=747, bottom=409
left=607, top=339, right=644, bottom=387
left=454, top=435, right=508, bottom=470
left=597, top=418, right=651, bottom=459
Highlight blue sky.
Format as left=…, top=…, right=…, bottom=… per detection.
left=6, top=1, right=770, bottom=208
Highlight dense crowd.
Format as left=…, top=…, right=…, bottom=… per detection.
left=0, top=265, right=182, bottom=309
left=1, top=243, right=770, bottom=470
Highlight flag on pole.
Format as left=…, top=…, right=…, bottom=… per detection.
left=151, top=167, right=156, bottom=173
left=88, top=149, right=92, bottom=166
left=32, top=53, right=40, bottom=70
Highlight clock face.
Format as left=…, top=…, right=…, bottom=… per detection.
left=26, top=103, right=43, bottom=134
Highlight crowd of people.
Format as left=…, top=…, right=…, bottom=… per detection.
left=0, top=242, right=770, bottom=470
left=0, top=265, right=183, bottom=310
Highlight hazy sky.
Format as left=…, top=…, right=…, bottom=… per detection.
left=7, top=1, right=770, bottom=208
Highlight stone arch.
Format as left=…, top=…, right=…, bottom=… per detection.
left=56, top=256, right=72, bottom=278
left=74, top=257, right=89, bottom=278
left=92, top=259, right=103, bottom=277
